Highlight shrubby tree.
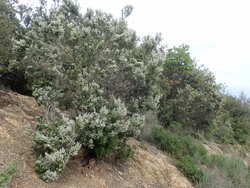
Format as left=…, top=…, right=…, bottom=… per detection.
left=0, top=0, right=16, bottom=68
left=0, top=0, right=32, bottom=93
left=208, top=92, right=250, bottom=145
left=12, top=0, right=164, bottom=181
left=221, top=94, right=250, bottom=144
left=210, top=109, right=235, bottom=144
left=16, top=0, right=163, bottom=111
left=158, top=45, right=222, bottom=130
left=0, top=0, right=17, bottom=85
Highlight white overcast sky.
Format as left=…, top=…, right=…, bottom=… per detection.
left=21, top=0, right=250, bottom=96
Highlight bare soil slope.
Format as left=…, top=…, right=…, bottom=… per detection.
left=0, top=90, right=192, bottom=188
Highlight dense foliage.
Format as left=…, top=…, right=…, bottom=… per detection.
left=8, top=0, right=162, bottom=182
left=153, top=127, right=206, bottom=183
left=222, top=94, right=250, bottom=144
left=0, top=0, right=16, bottom=68
left=1, top=0, right=250, bottom=184
left=158, top=45, right=222, bottom=131
left=153, top=127, right=250, bottom=186
left=0, top=0, right=18, bottom=87
left=0, top=0, right=31, bottom=93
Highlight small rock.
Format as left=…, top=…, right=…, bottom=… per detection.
left=88, top=159, right=96, bottom=168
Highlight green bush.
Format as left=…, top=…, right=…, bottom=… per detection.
left=158, top=45, right=221, bottom=131
left=0, top=163, right=16, bottom=188
left=152, top=127, right=207, bottom=160
left=177, top=156, right=204, bottom=183
left=152, top=127, right=250, bottom=186
left=209, top=110, right=236, bottom=144
left=219, top=94, right=250, bottom=144
left=152, top=127, right=207, bottom=183
left=152, top=127, right=182, bottom=156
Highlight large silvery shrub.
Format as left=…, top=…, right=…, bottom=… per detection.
left=14, top=0, right=163, bottom=110
left=13, top=0, right=163, bottom=182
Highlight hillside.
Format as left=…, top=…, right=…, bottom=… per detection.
left=0, top=89, right=192, bottom=188
left=1, top=0, right=250, bottom=187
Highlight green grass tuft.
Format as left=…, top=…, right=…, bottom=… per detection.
left=0, top=163, right=16, bottom=188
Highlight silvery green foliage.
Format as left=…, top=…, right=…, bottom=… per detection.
left=32, top=86, right=62, bottom=106
left=76, top=98, right=144, bottom=151
left=14, top=0, right=164, bottom=112
left=14, top=0, right=163, bottom=181
left=33, top=114, right=81, bottom=182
